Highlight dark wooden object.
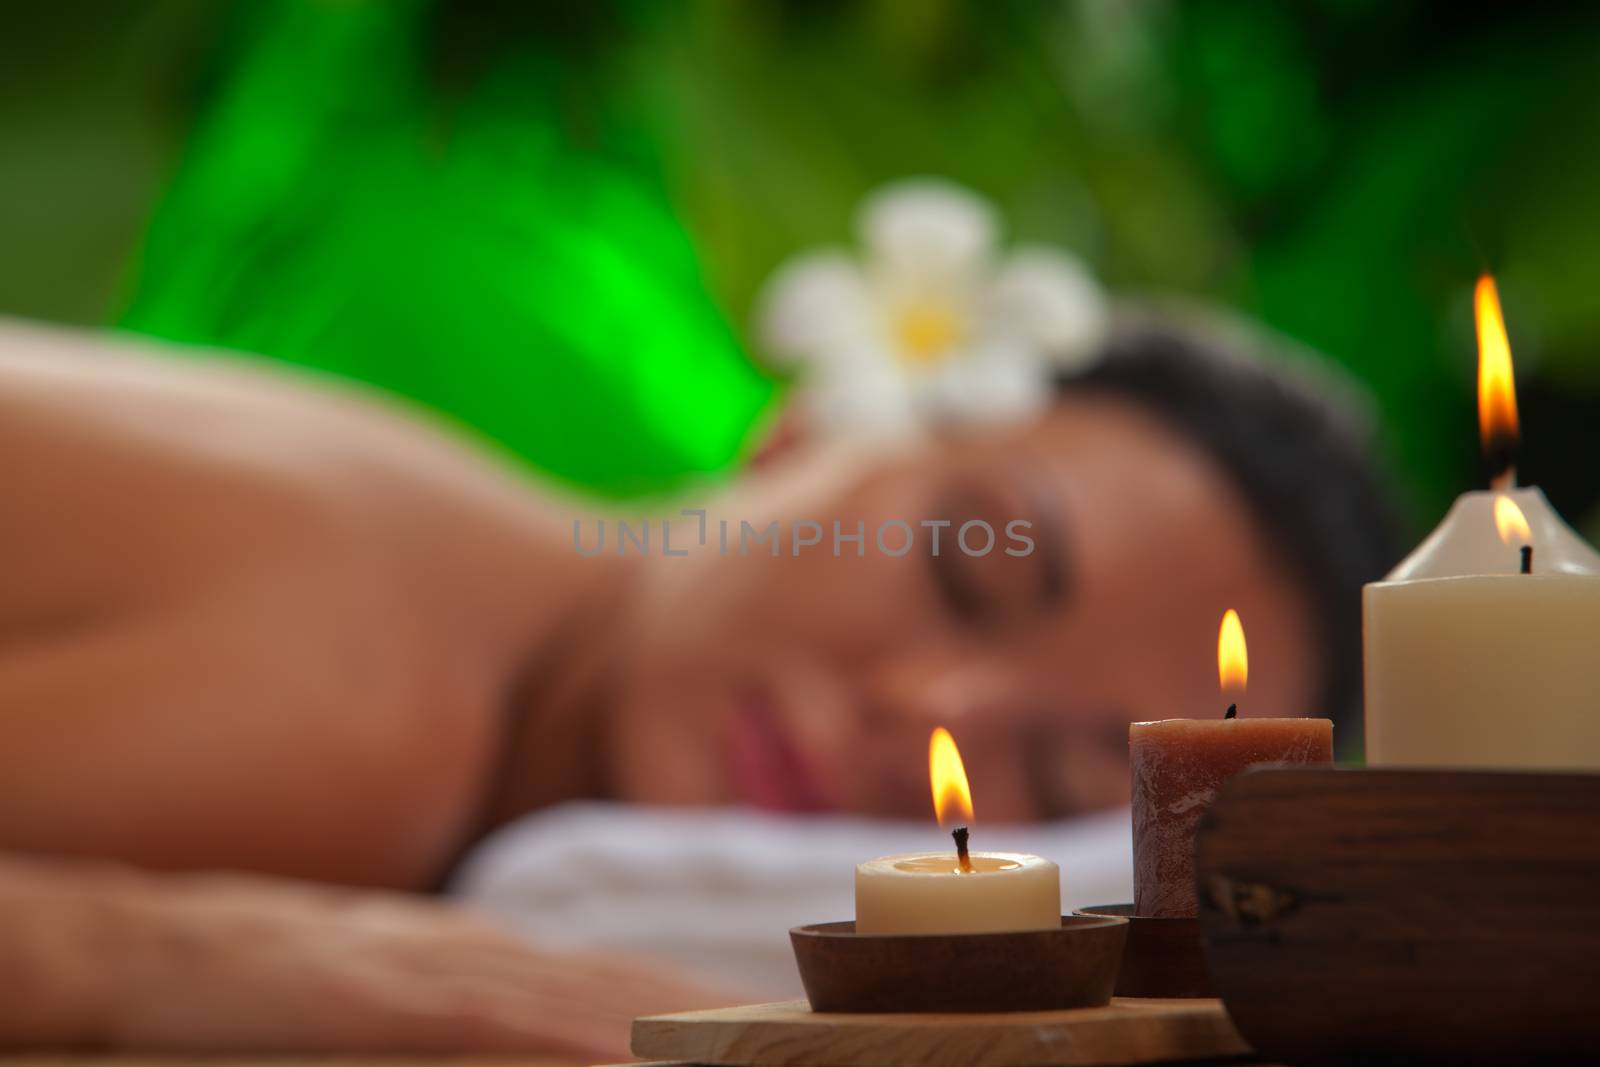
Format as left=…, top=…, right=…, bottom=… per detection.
left=1196, top=766, right=1600, bottom=1065
left=789, top=916, right=1126, bottom=1013
left=1075, top=904, right=1214, bottom=998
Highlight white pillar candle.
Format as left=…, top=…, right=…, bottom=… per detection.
left=855, top=853, right=1061, bottom=935
left=1365, top=564, right=1600, bottom=768
left=1363, top=276, right=1600, bottom=769
left=1365, top=489, right=1600, bottom=767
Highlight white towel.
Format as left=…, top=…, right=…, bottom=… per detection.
left=450, top=803, right=1133, bottom=999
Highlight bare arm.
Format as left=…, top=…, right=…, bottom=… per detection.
left=0, top=852, right=718, bottom=1057
left=0, top=321, right=722, bottom=1055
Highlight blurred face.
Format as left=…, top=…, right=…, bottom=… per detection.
left=604, top=394, right=1317, bottom=822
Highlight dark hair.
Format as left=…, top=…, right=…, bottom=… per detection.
left=1060, top=311, right=1401, bottom=751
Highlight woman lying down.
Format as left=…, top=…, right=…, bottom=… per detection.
left=0, top=313, right=1393, bottom=1059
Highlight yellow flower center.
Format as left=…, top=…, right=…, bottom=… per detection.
left=894, top=303, right=964, bottom=365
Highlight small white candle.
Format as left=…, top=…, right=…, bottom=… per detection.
left=854, top=728, right=1060, bottom=935
left=1364, top=276, right=1600, bottom=770
left=855, top=853, right=1060, bottom=935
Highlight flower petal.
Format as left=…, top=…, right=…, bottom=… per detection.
left=857, top=178, right=997, bottom=293
left=754, top=251, right=879, bottom=368
left=804, top=348, right=922, bottom=439
left=985, top=247, right=1109, bottom=374
left=918, top=341, right=1052, bottom=426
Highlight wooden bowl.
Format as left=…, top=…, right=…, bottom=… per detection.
left=789, top=916, right=1127, bottom=1013
left=1196, top=766, right=1600, bottom=1065
left=1073, top=904, right=1213, bottom=998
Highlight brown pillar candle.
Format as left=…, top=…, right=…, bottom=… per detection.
left=1130, top=717, right=1333, bottom=917
left=1131, top=610, right=1333, bottom=918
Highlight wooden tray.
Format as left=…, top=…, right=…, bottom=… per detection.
left=631, top=997, right=1248, bottom=1066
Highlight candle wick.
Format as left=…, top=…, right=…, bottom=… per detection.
left=1520, top=544, right=1533, bottom=574
left=952, top=826, right=973, bottom=873
left=1224, top=703, right=1238, bottom=720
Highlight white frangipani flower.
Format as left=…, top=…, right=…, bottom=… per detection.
left=756, top=178, right=1108, bottom=436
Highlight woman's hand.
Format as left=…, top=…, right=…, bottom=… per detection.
left=1, top=856, right=724, bottom=1060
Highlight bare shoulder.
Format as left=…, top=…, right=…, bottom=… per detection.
left=0, top=321, right=565, bottom=887
left=0, top=320, right=558, bottom=632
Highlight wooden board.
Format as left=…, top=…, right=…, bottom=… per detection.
left=1, top=1060, right=579, bottom=1067
left=631, top=997, right=1248, bottom=1067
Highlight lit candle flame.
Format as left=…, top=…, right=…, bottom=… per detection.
left=1476, top=274, right=1520, bottom=489
left=1218, top=609, right=1248, bottom=696
left=1494, top=494, right=1532, bottom=547
left=929, top=726, right=974, bottom=829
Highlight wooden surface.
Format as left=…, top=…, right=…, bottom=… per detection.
left=1196, top=766, right=1600, bottom=1066
left=0, top=1060, right=580, bottom=1066
left=631, top=997, right=1249, bottom=1066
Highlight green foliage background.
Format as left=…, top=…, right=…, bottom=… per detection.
left=4, top=0, right=1600, bottom=527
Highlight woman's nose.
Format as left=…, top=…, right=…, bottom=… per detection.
left=861, top=651, right=1027, bottom=733
left=857, top=650, right=1050, bottom=822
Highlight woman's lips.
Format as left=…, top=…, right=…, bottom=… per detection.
left=730, top=693, right=831, bottom=813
